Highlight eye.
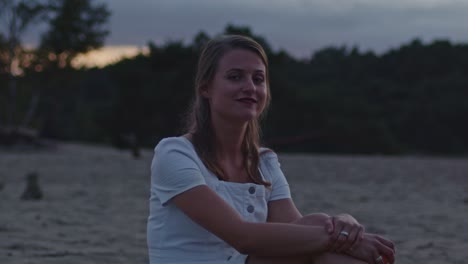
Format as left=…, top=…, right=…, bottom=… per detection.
left=253, top=76, right=265, bottom=85
left=227, top=74, right=241, bottom=81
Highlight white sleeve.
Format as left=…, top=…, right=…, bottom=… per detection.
left=261, top=151, right=291, bottom=202
left=150, top=138, right=206, bottom=206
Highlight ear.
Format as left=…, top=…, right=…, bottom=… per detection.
left=200, top=82, right=211, bottom=98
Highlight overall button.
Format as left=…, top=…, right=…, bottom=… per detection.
left=247, top=205, right=255, bottom=213
left=248, top=186, right=256, bottom=194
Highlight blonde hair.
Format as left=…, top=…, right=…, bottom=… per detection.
left=186, top=35, right=272, bottom=186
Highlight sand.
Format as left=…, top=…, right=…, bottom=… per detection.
left=1, top=142, right=467, bottom=264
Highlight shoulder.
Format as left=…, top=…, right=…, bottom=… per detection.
left=259, top=147, right=282, bottom=179
left=259, top=147, right=279, bottom=163
left=258, top=147, right=288, bottom=183
left=151, top=137, right=204, bottom=180
left=154, top=136, right=194, bottom=155
left=152, top=136, right=200, bottom=167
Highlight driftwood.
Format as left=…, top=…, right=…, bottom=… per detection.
left=21, top=172, right=43, bottom=200
left=129, top=134, right=141, bottom=159
left=121, top=133, right=141, bottom=159
left=0, top=126, right=41, bottom=146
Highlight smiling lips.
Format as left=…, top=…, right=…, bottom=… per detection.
left=237, top=97, right=257, bottom=104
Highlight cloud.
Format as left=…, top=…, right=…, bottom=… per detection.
left=71, top=45, right=149, bottom=68
left=23, top=0, right=468, bottom=59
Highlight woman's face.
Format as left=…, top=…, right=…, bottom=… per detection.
left=203, top=49, right=267, bottom=124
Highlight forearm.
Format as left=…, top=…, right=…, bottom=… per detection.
left=237, top=221, right=332, bottom=257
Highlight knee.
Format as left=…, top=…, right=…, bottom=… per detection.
left=292, top=213, right=331, bottom=226
left=314, top=253, right=367, bottom=264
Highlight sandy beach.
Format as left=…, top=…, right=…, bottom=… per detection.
left=1, top=142, right=467, bottom=264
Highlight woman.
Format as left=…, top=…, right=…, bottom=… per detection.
left=147, top=35, right=395, bottom=264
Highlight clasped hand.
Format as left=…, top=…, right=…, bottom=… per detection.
left=325, top=214, right=395, bottom=264
left=325, top=214, right=364, bottom=253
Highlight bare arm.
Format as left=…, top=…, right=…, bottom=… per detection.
left=172, top=185, right=332, bottom=257
left=266, top=198, right=335, bottom=239
left=266, top=198, right=303, bottom=223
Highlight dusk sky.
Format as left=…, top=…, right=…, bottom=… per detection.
left=20, top=0, right=468, bottom=62
left=107, top=0, right=468, bottom=57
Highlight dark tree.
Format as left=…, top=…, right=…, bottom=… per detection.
left=39, top=0, right=110, bottom=68
left=0, top=0, right=47, bottom=142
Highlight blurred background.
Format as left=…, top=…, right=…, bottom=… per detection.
left=2, top=1, right=468, bottom=264
left=1, top=0, right=467, bottom=155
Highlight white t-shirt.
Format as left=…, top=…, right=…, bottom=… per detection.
left=147, top=137, right=291, bottom=264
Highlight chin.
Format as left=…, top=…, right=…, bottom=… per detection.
left=221, top=109, right=261, bottom=124
left=235, top=112, right=259, bottom=123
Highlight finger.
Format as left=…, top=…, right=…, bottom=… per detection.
left=336, top=227, right=357, bottom=253
left=376, top=240, right=395, bottom=264
left=375, top=235, right=395, bottom=251
left=330, top=219, right=344, bottom=241
left=382, top=255, right=391, bottom=264
left=371, top=250, right=382, bottom=264
left=328, top=226, right=343, bottom=252
left=325, top=217, right=340, bottom=251
left=330, top=227, right=348, bottom=252
left=349, top=225, right=364, bottom=250
left=329, top=217, right=338, bottom=239
left=325, top=217, right=334, bottom=234
left=379, top=251, right=394, bottom=264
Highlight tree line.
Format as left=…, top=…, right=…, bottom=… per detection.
left=1, top=2, right=467, bottom=155
left=0, top=0, right=109, bottom=145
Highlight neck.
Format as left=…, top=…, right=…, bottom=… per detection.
left=211, top=116, right=248, bottom=163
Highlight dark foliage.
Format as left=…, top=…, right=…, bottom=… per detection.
left=2, top=25, right=467, bottom=155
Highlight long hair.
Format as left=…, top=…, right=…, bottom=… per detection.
left=185, top=35, right=272, bottom=186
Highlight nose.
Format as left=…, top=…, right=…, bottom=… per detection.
left=242, top=77, right=256, bottom=93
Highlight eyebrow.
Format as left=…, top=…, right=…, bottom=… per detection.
left=227, top=68, right=265, bottom=73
